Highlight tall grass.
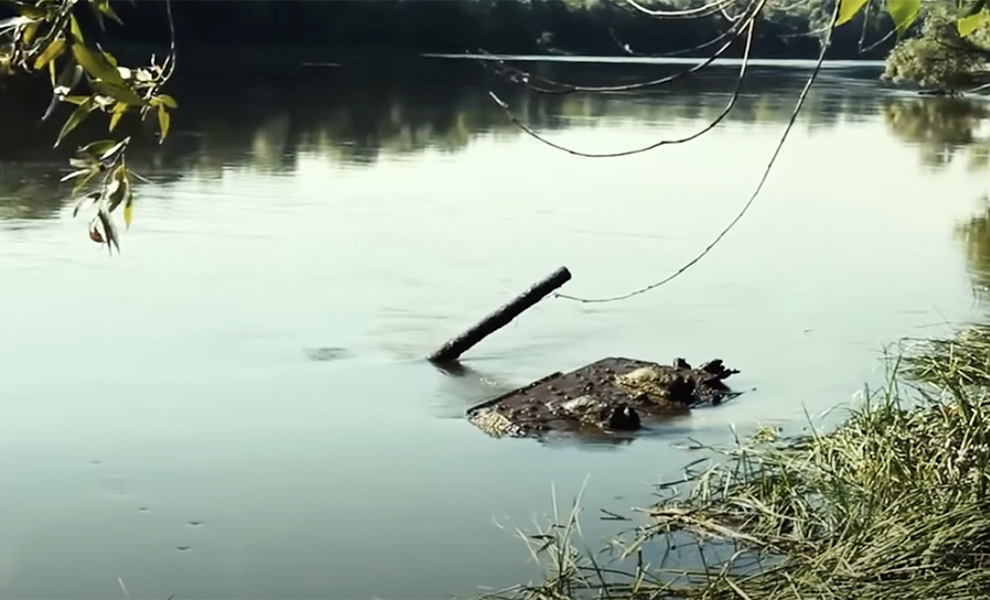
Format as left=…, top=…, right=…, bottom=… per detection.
left=474, top=325, right=990, bottom=600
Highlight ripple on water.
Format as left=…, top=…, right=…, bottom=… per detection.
left=304, top=347, right=354, bottom=362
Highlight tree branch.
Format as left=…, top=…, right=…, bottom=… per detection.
left=620, top=0, right=737, bottom=19
left=552, top=1, right=840, bottom=304
left=475, top=0, right=764, bottom=96
left=486, top=17, right=755, bottom=159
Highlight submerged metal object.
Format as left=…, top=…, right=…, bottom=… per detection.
left=466, top=357, right=740, bottom=440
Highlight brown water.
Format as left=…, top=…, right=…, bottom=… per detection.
left=1, top=57, right=990, bottom=599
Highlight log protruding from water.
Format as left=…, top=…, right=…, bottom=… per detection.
left=428, top=266, right=572, bottom=364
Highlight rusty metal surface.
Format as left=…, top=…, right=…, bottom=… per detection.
left=466, top=356, right=740, bottom=440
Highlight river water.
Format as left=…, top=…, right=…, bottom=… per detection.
left=1, top=57, right=989, bottom=599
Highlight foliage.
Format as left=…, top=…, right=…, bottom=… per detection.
left=882, top=0, right=990, bottom=91
left=834, top=0, right=990, bottom=38
left=0, top=0, right=175, bottom=251
left=474, top=325, right=990, bottom=600
left=833, top=0, right=919, bottom=35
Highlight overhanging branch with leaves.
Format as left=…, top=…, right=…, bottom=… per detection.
left=0, top=0, right=176, bottom=252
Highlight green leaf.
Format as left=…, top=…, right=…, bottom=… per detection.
left=60, top=167, right=95, bottom=182
left=97, top=137, right=129, bottom=161
left=157, top=104, right=170, bottom=143
left=156, top=94, right=178, bottom=109
left=123, top=195, right=133, bottom=229
left=55, top=58, right=82, bottom=89
left=89, top=79, right=144, bottom=106
left=108, top=102, right=127, bottom=131
left=14, top=4, right=49, bottom=20
left=107, top=165, right=131, bottom=212
left=0, top=15, right=33, bottom=33
left=97, top=208, right=119, bottom=253
left=78, top=138, right=120, bottom=159
left=73, top=191, right=100, bottom=217
left=69, top=157, right=94, bottom=169
left=71, top=42, right=127, bottom=87
left=960, top=0, right=987, bottom=18
left=887, top=0, right=921, bottom=38
left=22, top=20, right=38, bottom=45
left=33, top=36, right=65, bottom=70
left=69, top=14, right=83, bottom=42
left=838, top=0, right=871, bottom=25
left=95, top=0, right=123, bottom=26
left=55, top=97, right=96, bottom=147
left=60, top=94, right=91, bottom=105
left=86, top=0, right=123, bottom=30
left=87, top=2, right=105, bottom=31
left=72, top=168, right=99, bottom=196
left=958, top=10, right=989, bottom=36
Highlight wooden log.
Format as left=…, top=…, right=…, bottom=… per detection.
left=428, top=266, right=572, bottom=364
left=464, top=356, right=742, bottom=440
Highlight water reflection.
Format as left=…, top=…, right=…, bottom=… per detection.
left=4, top=60, right=990, bottom=227
left=4, top=58, right=990, bottom=600
left=0, top=167, right=63, bottom=223
left=0, top=60, right=892, bottom=224
left=883, top=98, right=990, bottom=169
left=956, top=195, right=990, bottom=299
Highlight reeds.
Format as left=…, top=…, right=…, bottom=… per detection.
left=474, top=325, right=990, bottom=600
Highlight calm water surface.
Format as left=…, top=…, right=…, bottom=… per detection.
left=1, top=57, right=990, bottom=599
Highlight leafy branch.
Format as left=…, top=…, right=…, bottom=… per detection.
left=840, top=0, right=990, bottom=39
left=0, top=0, right=176, bottom=252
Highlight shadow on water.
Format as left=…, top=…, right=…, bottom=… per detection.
left=0, top=57, right=931, bottom=224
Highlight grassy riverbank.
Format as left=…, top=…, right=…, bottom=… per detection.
left=475, top=324, right=990, bottom=599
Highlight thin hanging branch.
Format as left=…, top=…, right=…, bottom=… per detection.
left=159, top=0, right=177, bottom=86
left=552, top=1, right=840, bottom=304
left=620, top=0, right=737, bottom=20
left=475, top=30, right=741, bottom=95
left=857, top=0, right=876, bottom=52
left=607, top=20, right=736, bottom=57
left=859, top=2, right=925, bottom=56
left=604, top=2, right=756, bottom=59
left=602, top=0, right=738, bottom=23
left=476, top=0, right=764, bottom=95
left=861, top=27, right=897, bottom=53
left=487, top=17, right=755, bottom=159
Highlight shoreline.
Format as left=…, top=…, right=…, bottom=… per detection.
left=473, top=323, right=990, bottom=599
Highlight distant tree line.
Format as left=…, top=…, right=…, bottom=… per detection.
left=49, top=0, right=892, bottom=62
